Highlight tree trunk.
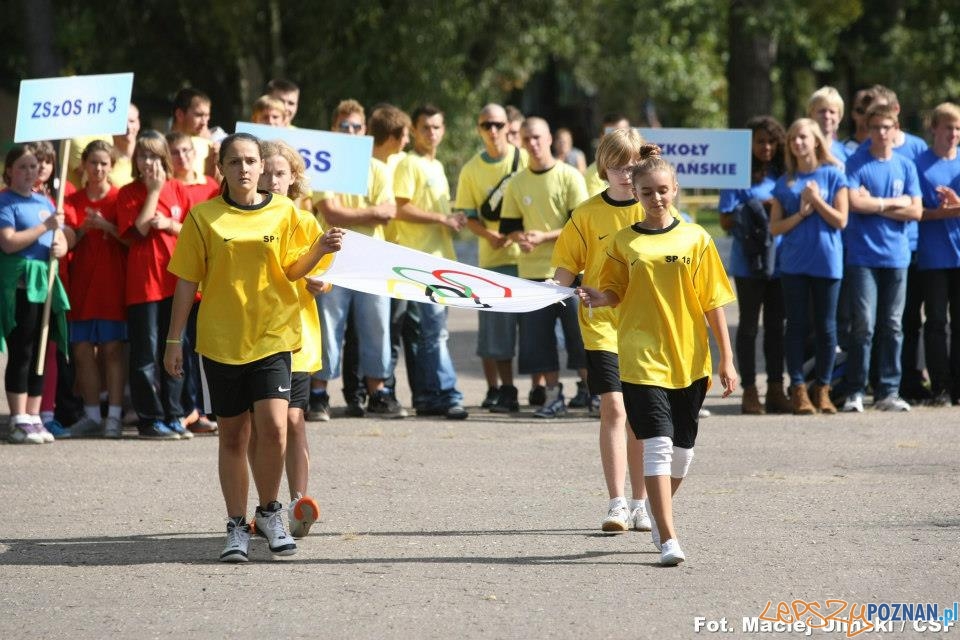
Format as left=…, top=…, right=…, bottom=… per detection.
left=22, top=0, right=60, bottom=77
left=727, top=1, right=777, bottom=127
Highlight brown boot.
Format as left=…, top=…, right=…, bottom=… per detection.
left=741, top=385, right=764, bottom=415
left=812, top=383, right=837, bottom=414
left=789, top=384, right=816, bottom=415
left=765, top=384, right=793, bottom=414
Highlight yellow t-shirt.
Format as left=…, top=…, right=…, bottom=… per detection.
left=600, top=218, right=735, bottom=388
left=552, top=192, right=646, bottom=351
left=314, top=158, right=392, bottom=240
left=191, top=136, right=213, bottom=177
left=168, top=192, right=318, bottom=365
left=383, top=152, right=407, bottom=244
left=454, top=147, right=526, bottom=268
left=500, top=162, right=588, bottom=279
left=292, top=211, right=325, bottom=373
left=392, top=151, right=455, bottom=258
left=584, top=162, right=607, bottom=198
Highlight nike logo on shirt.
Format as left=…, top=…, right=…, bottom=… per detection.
left=599, top=234, right=609, bottom=240
left=278, top=385, right=291, bottom=392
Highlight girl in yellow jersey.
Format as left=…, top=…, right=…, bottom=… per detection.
left=163, top=133, right=343, bottom=562
left=250, top=140, right=323, bottom=539
left=552, top=128, right=655, bottom=535
left=577, top=144, right=737, bottom=566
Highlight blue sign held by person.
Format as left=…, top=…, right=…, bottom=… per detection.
left=235, top=122, right=372, bottom=196
left=637, top=128, right=752, bottom=189
left=15, top=73, right=134, bottom=142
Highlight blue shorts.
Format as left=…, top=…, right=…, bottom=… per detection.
left=70, top=319, right=128, bottom=344
left=476, top=265, right=519, bottom=360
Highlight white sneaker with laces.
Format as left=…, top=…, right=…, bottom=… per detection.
left=8, top=416, right=45, bottom=445
left=646, top=498, right=661, bottom=551
left=601, top=503, right=630, bottom=533
left=630, top=503, right=652, bottom=531
left=842, top=393, right=864, bottom=413
left=255, top=501, right=297, bottom=555
left=660, top=538, right=685, bottom=566
left=287, top=493, right=320, bottom=539
left=220, top=519, right=250, bottom=563
left=31, top=418, right=54, bottom=443
left=874, top=394, right=911, bottom=412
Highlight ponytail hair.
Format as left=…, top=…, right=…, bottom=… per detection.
left=631, top=143, right=676, bottom=184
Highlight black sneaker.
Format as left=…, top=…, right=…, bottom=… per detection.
left=490, top=384, right=520, bottom=413
left=481, top=387, right=500, bottom=409
left=367, top=390, right=407, bottom=418
left=344, top=401, right=366, bottom=417
left=528, top=385, right=546, bottom=407
left=445, top=405, right=469, bottom=420
left=568, top=380, right=590, bottom=408
left=307, top=392, right=330, bottom=422
left=138, top=420, right=180, bottom=440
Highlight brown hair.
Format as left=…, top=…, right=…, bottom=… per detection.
left=631, top=143, right=676, bottom=183
left=132, top=130, right=174, bottom=179
left=369, top=105, right=412, bottom=146
left=81, top=139, right=117, bottom=166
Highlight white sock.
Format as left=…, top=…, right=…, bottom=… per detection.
left=84, top=405, right=101, bottom=422
left=108, top=405, right=122, bottom=419
left=629, top=498, right=645, bottom=512
left=608, top=496, right=627, bottom=510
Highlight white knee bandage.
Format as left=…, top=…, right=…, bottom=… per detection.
left=643, top=436, right=673, bottom=476
left=671, top=446, right=694, bottom=479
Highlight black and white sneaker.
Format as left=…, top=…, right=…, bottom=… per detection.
left=220, top=518, right=251, bottom=563
left=254, top=501, right=297, bottom=556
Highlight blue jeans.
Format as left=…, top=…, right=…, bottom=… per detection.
left=845, top=266, right=907, bottom=398
left=315, top=287, right=391, bottom=381
left=410, top=301, right=463, bottom=410
left=127, top=297, right=184, bottom=424
left=781, top=274, right=840, bottom=387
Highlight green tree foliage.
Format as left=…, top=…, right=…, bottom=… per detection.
left=2, top=0, right=957, bottom=167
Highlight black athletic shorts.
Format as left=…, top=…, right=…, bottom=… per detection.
left=289, top=371, right=311, bottom=412
left=201, top=352, right=292, bottom=418
left=585, top=349, right=621, bottom=395
left=621, top=377, right=708, bottom=448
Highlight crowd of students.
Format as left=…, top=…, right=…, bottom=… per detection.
left=3, top=77, right=956, bottom=564
left=720, top=84, right=960, bottom=416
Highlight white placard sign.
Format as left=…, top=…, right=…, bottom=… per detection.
left=637, top=128, right=752, bottom=189
left=15, top=73, right=134, bottom=142
left=235, top=121, right=372, bottom=196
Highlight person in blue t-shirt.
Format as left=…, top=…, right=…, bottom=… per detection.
left=916, top=102, right=960, bottom=407
left=841, top=104, right=923, bottom=413
left=807, top=86, right=850, bottom=169
left=850, top=87, right=929, bottom=401
left=718, top=116, right=791, bottom=415
left=769, top=118, right=849, bottom=415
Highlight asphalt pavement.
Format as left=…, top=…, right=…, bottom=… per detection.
left=2, top=242, right=959, bottom=639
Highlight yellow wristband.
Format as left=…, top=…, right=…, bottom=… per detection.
left=165, top=339, right=181, bottom=344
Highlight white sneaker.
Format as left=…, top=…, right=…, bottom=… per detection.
left=646, top=498, right=661, bottom=551
left=698, top=408, right=711, bottom=419
left=874, top=394, right=911, bottom=412
left=630, top=503, right=652, bottom=531
left=842, top=393, right=864, bottom=412
left=8, top=416, right=45, bottom=445
left=287, top=493, right=320, bottom=539
left=255, top=501, right=297, bottom=555
left=601, top=503, right=630, bottom=533
left=660, top=538, right=685, bottom=566
left=103, top=416, right=124, bottom=439
left=220, top=519, right=250, bottom=562
left=31, top=419, right=54, bottom=443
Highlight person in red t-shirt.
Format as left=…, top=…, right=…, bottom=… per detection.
left=64, top=140, right=127, bottom=438
left=166, top=131, right=220, bottom=205
left=116, top=130, right=193, bottom=439
left=165, top=131, right=219, bottom=434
